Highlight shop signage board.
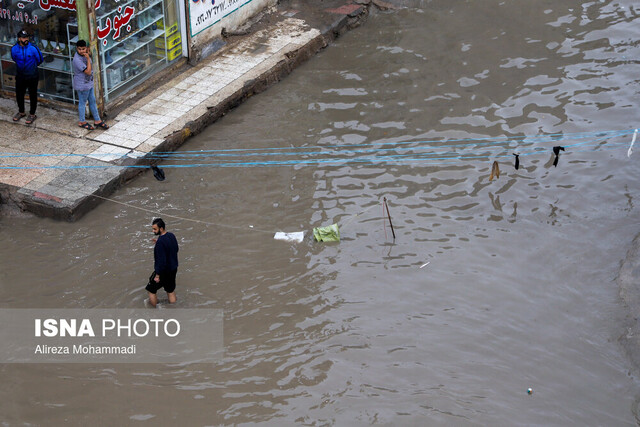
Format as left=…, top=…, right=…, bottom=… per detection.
left=0, top=0, right=137, bottom=47
left=97, top=5, right=136, bottom=44
left=0, top=0, right=82, bottom=25
left=188, top=0, right=253, bottom=37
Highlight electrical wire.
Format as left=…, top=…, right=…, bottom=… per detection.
left=0, top=129, right=633, bottom=170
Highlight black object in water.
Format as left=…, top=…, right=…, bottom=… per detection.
left=513, top=153, right=520, bottom=170
left=552, top=146, right=565, bottom=167
left=151, top=166, right=165, bottom=181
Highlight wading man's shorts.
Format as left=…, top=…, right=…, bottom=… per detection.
left=145, top=270, right=177, bottom=294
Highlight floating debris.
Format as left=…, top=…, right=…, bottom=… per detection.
left=151, top=165, right=165, bottom=181
left=489, top=161, right=500, bottom=181
left=274, top=231, right=305, bottom=243
left=552, top=146, right=565, bottom=167
left=628, top=129, right=637, bottom=158
left=313, top=224, right=340, bottom=242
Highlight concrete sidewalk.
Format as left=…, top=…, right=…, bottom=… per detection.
left=0, top=0, right=371, bottom=220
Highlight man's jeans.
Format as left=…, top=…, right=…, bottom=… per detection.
left=77, top=87, right=100, bottom=123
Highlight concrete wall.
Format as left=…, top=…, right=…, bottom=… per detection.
left=188, top=0, right=278, bottom=63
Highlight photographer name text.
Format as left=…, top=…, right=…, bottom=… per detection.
left=35, top=344, right=137, bottom=355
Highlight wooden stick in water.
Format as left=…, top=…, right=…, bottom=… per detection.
left=384, top=197, right=396, bottom=240
left=383, top=200, right=387, bottom=240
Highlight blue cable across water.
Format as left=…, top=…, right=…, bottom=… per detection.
left=0, top=129, right=629, bottom=159
left=0, top=129, right=634, bottom=170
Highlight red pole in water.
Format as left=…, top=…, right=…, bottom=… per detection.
left=384, top=197, right=396, bottom=240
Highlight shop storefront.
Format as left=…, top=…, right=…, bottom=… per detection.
left=0, top=5, right=77, bottom=102
left=0, top=0, right=276, bottom=108
left=0, top=0, right=185, bottom=105
left=96, top=0, right=182, bottom=102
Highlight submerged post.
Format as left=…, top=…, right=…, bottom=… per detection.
left=383, top=197, right=395, bottom=240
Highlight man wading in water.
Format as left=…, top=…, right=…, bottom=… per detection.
left=146, top=218, right=179, bottom=307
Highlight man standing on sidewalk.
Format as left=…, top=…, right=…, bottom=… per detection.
left=146, top=218, right=179, bottom=307
left=72, top=40, right=109, bottom=130
left=11, top=29, right=43, bottom=125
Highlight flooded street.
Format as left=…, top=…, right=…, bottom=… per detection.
left=2, top=0, right=640, bottom=424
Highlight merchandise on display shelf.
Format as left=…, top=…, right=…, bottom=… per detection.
left=97, top=0, right=182, bottom=100
left=0, top=8, right=78, bottom=102
left=155, top=32, right=180, bottom=50
left=157, top=44, right=181, bottom=61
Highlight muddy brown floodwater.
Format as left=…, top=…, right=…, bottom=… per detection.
left=3, top=0, right=640, bottom=424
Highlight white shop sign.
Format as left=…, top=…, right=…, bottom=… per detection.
left=188, top=0, right=252, bottom=37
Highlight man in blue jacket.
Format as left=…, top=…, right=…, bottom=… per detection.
left=10, top=29, right=43, bottom=125
left=146, top=218, right=179, bottom=307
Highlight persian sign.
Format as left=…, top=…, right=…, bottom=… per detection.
left=0, top=0, right=102, bottom=24
left=0, top=8, right=38, bottom=24
left=188, top=0, right=252, bottom=37
left=97, top=5, right=135, bottom=44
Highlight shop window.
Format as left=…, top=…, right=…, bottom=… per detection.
left=0, top=5, right=77, bottom=102
left=97, top=0, right=181, bottom=102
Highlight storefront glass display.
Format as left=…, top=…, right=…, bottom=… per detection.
left=0, top=4, right=77, bottom=102
left=97, top=0, right=181, bottom=102
left=0, top=0, right=183, bottom=105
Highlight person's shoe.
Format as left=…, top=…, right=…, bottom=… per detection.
left=25, top=114, right=36, bottom=125
left=12, top=112, right=25, bottom=122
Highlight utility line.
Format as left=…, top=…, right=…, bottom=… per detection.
left=0, top=131, right=630, bottom=170
left=0, top=129, right=632, bottom=162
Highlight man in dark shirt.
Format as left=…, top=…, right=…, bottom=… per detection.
left=146, top=218, right=179, bottom=307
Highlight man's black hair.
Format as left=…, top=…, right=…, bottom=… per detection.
left=76, top=39, right=87, bottom=48
left=152, top=218, right=165, bottom=229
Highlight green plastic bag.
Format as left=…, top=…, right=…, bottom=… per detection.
left=313, top=223, right=340, bottom=242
